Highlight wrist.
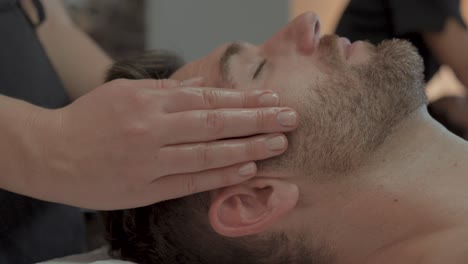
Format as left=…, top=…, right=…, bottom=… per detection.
left=0, top=96, right=56, bottom=196
left=22, top=106, right=59, bottom=194
left=23, top=105, right=68, bottom=201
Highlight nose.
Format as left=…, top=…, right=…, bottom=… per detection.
left=262, top=12, right=321, bottom=55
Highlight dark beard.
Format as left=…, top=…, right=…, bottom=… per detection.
left=259, top=37, right=427, bottom=178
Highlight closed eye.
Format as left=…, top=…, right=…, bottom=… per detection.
left=253, top=59, right=267, bottom=80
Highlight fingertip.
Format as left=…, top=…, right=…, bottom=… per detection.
left=258, top=91, right=280, bottom=107
left=238, top=162, right=257, bottom=178
left=277, top=109, right=298, bottom=127
left=266, top=134, right=288, bottom=153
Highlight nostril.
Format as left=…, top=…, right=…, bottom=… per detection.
left=313, top=18, right=321, bottom=37
left=296, top=13, right=321, bottom=54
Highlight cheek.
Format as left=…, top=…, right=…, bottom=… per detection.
left=263, top=75, right=299, bottom=108
left=265, top=63, right=320, bottom=107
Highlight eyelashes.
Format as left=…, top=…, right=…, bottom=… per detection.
left=253, top=59, right=267, bottom=80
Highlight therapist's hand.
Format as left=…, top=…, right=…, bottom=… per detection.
left=25, top=78, right=298, bottom=210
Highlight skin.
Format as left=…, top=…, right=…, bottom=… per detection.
left=0, top=1, right=300, bottom=210
left=171, top=12, right=468, bottom=264
left=423, top=17, right=468, bottom=90
left=34, top=0, right=114, bottom=100
left=172, top=11, right=373, bottom=107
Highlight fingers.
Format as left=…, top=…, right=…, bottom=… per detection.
left=148, top=162, right=257, bottom=202
left=118, top=77, right=204, bottom=91
left=121, top=78, right=182, bottom=89
left=156, top=134, right=287, bottom=176
left=162, top=87, right=280, bottom=113
left=120, top=79, right=283, bottom=112
left=162, top=108, right=298, bottom=144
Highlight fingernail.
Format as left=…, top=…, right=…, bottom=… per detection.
left=266, top=135, right=286, bottom=151
left=259, top=92, right=279, bottom=107
left=277, top=110, right=297, bottom=127
left=181, top=77, right=204, bottom=86
left=238, top=162, right=256, bottom=177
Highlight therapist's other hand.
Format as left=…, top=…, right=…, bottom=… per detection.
left=27, top=78, right=298, bottom=210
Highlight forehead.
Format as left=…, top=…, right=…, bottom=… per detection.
left=171, top=43, right=231, bottom=86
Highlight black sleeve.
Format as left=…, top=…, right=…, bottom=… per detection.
left=389, top=0, right=466, bottom=35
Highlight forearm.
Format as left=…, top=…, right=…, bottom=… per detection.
left=0, top=95, right=45, bottom=193
left=35, top=0, right=113, bottom=100
left=453, top=69, right=468, bottom=91
left=423, top=18, right=468, bottom=91
left=448, top=29, right=468, bottom=90
left=38, top=24, right=113, bottom=100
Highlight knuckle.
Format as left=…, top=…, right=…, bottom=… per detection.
left=184, top=174, right=198, bottom=194
left=256, top=109, right=268, bottom=130
left=155, top=78, right=180, bottom=89
left=153, top=79, right=165, bottom=90
left=201, top=89, right=219, bottom=107
left=204, top=110, right=225, bottom=136
left=195, top=143, right=215, bottom=167
left=240, top=92, right=249, bottom=108
left=244, top=140, right=260, bottom=158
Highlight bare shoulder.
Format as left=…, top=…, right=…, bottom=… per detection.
left=366, top=227, right=468, bottom=264
left=419, top=227, right=468, bottom=264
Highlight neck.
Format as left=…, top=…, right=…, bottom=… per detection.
left=293, top=107, right=468, bottom=263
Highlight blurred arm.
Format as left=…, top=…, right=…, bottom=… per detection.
left=23, top=0, right=113, bottom=100
left=423, top=17, right=468, bottom=89
left=0, top=95, right=46, bottom=193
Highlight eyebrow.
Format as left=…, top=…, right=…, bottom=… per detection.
left=219, top=42, right=243, bottom=84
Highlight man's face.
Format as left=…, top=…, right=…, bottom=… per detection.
left=171, top=12, right=374, bottom=106
left=172, top=12, right=425, bottom=176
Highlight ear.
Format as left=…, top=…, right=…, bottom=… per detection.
left=208, top=178, right=299, bottom=237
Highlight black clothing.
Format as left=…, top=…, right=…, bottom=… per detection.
left=0, top=0, right=85, bottom=263
left=336, top=0, right=466, bottom=81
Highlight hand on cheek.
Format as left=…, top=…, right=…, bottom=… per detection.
left=21, top=77, right=298, bottom=210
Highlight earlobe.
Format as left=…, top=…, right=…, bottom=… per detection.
left=209, top=178, right=299, bottom=237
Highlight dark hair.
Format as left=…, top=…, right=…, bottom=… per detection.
left=105, top=50, right=185, bottom=81
left=101, top=51, right=326, bottom=264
